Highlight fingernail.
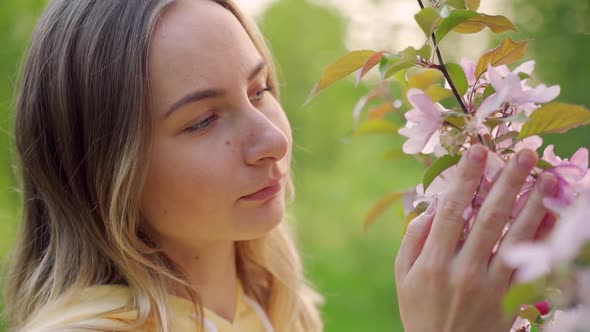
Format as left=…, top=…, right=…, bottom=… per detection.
left=539, top=174, right=558, bottom=196
left=468, top=145, right=487, bottom=163
left=517, top=150, right=537, bottom=169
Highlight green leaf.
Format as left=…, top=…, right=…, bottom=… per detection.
left=504, top=112, right=531, bottom=123
left=424, top=85, right=454, bottom=102
left=484, top=117, right=504, bottom=130
left=379, top=54, right=396, bottom=79
left=574, top=242, right=590, bottom=267
left=353, top=119, right=399, bottom=136
left=445, top=63, right=469, bottom=96
left=466, top=0, right=481, bottom=10
left=503, top=282, right=544, bottom=315
left=518, top=72, right=533, bottom=81
left=454, top=14, right=518, bottom=35
left=394, top=68, right=409, bottom=87
left=444, top=113, right=467, bottom=128
left=494, top=131, right=519, bottom=145
left=356, top=51, right=387, bottom=86
left=501, top=148, right=516, bottom=155
left=415, top=7, right=442, bottom=37
left=446, top=0, right=467, bottom=9
left=407, top=69, right=444, bottom=90
left=307, top=50, right=378, bottom=103
left=536, top=159, right=553, bottom=170
left=418, top=44, right=432, bottom=59
left=435, top=10, right=479, bottom=42
left=423, top=154, right=462, bottom=192
left=403, top=201, right=429, bottom=234
left=519, top=306, right=541, bottom=323
left=475, top=38, right=529, bottom=78
left=383, top=47, right=420, bottom=79
left=518, top=103, right=590, bottom=140
left=364, top=192, right=405, bottom=231
left=482, top=84, right=496, bottom=99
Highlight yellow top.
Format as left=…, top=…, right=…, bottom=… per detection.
left=24, top=284, right=273, bottom=332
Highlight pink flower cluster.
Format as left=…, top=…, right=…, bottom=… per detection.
left=399, top=59, right=590, bottom=331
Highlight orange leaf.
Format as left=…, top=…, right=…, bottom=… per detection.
left=356, top=51, right=388, bottom=86
left=454, top=14, right=518, bottom=34
left=403, top=202, right=429, bottom=234
left=364, top=192, right=405, bottom=232
left=368, top=103, right=395, bottom=119
left=306, top=50, right=377, bottom=104
left=475, top=38, right=528, bottom=78
left=466, top=0, right=480, bottom=10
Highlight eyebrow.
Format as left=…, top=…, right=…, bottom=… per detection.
left=164, top=60, right=267, bottom=118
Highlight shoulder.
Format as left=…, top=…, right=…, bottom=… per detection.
left=20, top=285, right=145, bottom=332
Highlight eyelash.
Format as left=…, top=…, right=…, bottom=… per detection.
left=250, top=87, right=273, bottom=102
left=185, top=86, right=273, bottom=133
left=185, top=113, right=218, bottom=133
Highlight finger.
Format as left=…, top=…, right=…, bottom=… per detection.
left=395, top=202, right=436, bottom=283
left=460, top=149, right=538, bottom=267
left=534, top=213, right=557, bottom=240
left=500, top=173, right=557, bottom=243
left=489, top=173, right=557, bottom=282
left=422, top=145, right=488, bottom=259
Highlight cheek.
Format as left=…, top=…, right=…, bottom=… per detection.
left=140, top=138, right=239, bottom=234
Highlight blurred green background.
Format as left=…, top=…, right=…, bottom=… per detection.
left=0, top=0, right=588, bottom=331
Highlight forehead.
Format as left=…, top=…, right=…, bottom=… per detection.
left=149, top=0, right=262, bottom=110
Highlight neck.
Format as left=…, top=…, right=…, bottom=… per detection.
left=163, top=240, right=239, bottom=322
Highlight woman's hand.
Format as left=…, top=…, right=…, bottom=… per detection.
left=395, top=145, right=558, bottom=332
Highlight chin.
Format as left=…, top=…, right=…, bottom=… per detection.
left=235, top=195, right=285, bottom=240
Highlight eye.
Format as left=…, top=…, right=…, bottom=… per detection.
left=250, top=87, right=272, bottom=103
left=185, top=114, right=218, bottom=133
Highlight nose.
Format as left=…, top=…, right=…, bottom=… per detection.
left=242, top=106, right=290, bottom=166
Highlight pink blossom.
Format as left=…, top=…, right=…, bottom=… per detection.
left=543, top=272, right=590, bottom=332
left=542, top=146, right=589, bottom=209
left=398, top=89, right=445, bottom=154
left=494, top=124, right=543, bottom=152
left=414, top=153, right=506, bottom=227
left=460, top=59, right=536, bottom=101
left=503, top=188, right=590, bottom=282
left=534, top=300, right=551, bottom=316
left=461, top=58, right=477, bottom=86
left=510, top=316, right=531, bottom=332
left=494, top=60, right=536, bottom=78
left=514, top=135, right=543, bottom=152
left=544, top=308, right=590, bottom=332
left=476, top=65, right=560, bottom=120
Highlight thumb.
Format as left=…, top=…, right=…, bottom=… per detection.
left=395, top=198, right=437, bottom=283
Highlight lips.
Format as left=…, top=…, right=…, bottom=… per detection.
left=241, top=175, right=284, bottom=201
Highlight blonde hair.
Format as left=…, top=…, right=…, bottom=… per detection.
left=3, top=0, right=323, bottom=331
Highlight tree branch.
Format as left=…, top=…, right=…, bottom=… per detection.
left=417, top=0, right=469, bottom=115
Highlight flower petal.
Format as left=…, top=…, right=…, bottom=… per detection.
left=518, top=84, right=561, bottom=104
left=570, top=148, right=589, bottom=170
left=542, top=145, right=561, bottom=165
left=503, top=243, right=552, bottom=282
left=513, top=60, right=536, bottom=76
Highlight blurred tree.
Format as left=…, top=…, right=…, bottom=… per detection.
left=0, top=1, right=588, bottom=332
left=513, top=0, right=590, bottom=155
left=0, top=0, right=46, bottom=254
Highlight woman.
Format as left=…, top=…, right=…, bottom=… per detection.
left=3, top=0, right=557, bottom=331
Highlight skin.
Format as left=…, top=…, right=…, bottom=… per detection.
left=141, top=0, right=557, bottom=328
left=395, top=145, right=558, bottom=332
left=141, top=0, right=291, bottom=321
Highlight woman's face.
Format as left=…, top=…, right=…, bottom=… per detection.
left=141, top=0, right=292, bottom=248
